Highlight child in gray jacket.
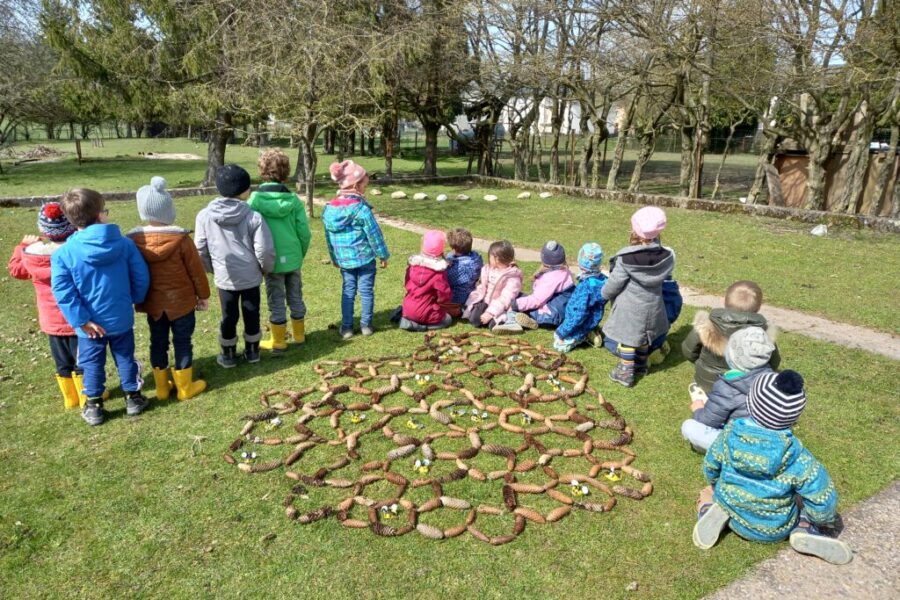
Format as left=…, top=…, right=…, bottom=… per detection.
left=195, top=164, right=275, bottom=367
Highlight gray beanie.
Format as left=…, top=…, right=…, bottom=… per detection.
left=137, top=176, right=176, bottom=225
left=540, top=240, right=566, bottom=266
left=725, top=326, right=775, bottom=372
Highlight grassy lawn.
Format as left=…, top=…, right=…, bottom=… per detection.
left=0, top=197, right=897, bottom=599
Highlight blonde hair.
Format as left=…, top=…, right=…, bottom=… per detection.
left=725, top=280, right=763, bottom=312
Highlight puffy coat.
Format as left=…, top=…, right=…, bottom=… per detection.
left=692, top=366, right=773, bottom=429
left=601, top=242, right=675, bottom=347
left=514, top=267, right=574, bottom=315
left=682, top=309, right=781, bottom=393
left=322, top=193, right=390, bottom=270
left=127, top=226, right=211, bottom=321
left=446, top=251, right=483, bottom=305
left=705, top=418, right=838, bottom=543
left=8, top=241, right=75, bottom=336
left=402, top=254, right=452, bottom=325
left=51, top=224, right=150, bottom=337
left=555, top=274, right=607, bottom=341
left=463, top=264, right=523, bottom=321
left=248, top=183, right=311, bottom=273
left=195, top=197, right=275, bottom=291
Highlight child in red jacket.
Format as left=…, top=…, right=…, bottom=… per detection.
left=7, top=202, right=82, bottom=409
left=399, top=230, right=453, bottom=332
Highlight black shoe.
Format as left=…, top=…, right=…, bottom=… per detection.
left=81, top=399, right=105, bottom=426
left=244, top=341, right=261, bottom=363
left=217, top=345, right=238, bottom=368
left=125, top=391, right=150, bottom=416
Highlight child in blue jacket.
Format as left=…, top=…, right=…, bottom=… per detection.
left=51, top=189, right=151, bottom=426
left=553, top=243, right=607, bottom=353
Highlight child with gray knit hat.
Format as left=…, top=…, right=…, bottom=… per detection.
left=495, top=240, right=574, bottom=334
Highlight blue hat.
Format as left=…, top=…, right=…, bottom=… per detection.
left=577, top=243, right=603, bottom=273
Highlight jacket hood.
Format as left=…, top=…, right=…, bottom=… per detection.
left=251, top=186, right=298, bottom=219
left=614, top=244, right=674, bottom=287
left=127, top=226, right=189, bottom=263
left=207, top=197, right=253, bottom=227
left=726, top=418, right=798, bottom=478
left=71, top=224, right=128, bottom=266
left=710, top=308, right=769, bottom=335
left=408, top=254, right=448, bottom=271
left=694, top=309, right=772, bottom=356
left=23, top=241, right=62, bottom=257
left=323, top=200, right=364, bottom=233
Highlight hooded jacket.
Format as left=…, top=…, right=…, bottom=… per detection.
left=8, top=241, right=75, bottom=336
left=692, top=366, right=773, bottom=429
left=322, top=193, right=390, bottom=270
left=446, top=251, right=484, bottom=305
left=194, top=197, right=275, bottom=291
left=127, top=226, right=211, bottom=321
left=514, top=267, right=575, bottom=315
left=463, top=264, right=524, bottom=321
left=51, top=224, right=150, bottom=337
left=601, top=242, right=675, bottom=347
left=247, top=183, right=311, bottom=273
left=682, top=309, right=782, bottom=393
left=555, top=273, right=608, bottom=341
left=402, top=254, right=452, bottom=325
left=704, top=418, right=838, bottom=543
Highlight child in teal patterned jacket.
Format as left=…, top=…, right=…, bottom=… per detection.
left=693, top=370, right=852, bottom=564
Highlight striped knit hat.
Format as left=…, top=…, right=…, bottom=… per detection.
left=38, top=202, right=76, bottom=242
left=746, top=370, right=807, bottom=430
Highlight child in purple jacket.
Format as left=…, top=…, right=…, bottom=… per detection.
left=497, top=240, right=574, bottom=333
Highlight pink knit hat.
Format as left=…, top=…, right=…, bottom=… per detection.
left=330, top=160, right=368, bottom=188
left=421, top=230, right=446, bottom=258
left=631, top=206, right=667, bottom=240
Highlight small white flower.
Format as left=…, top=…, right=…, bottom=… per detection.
left=570, top=479, right=579, bottom=487
left=581, top=485, right=590, bottom=496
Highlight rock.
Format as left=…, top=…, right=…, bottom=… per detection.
left=370, top=189, right=382, bottom=196
left=539, top=191, right=552, bottom=199
left=413, top=192, right=429, bottom=200
left=810, top=224, right=828, bottom=237
left=455, top=194, right=471, bottom=201
left=390, top=191, right=407, bottom=199
left=516, top=191, right=532, bottom=199
left=625, top=581, right=638, bottom=592
left=436, top=194, right=448, bottom=202
left=484, top=194, right=498, bottom=202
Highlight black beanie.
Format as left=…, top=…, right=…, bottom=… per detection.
left=216, top=164, right=251, bottom=198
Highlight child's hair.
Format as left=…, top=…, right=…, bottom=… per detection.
left=258, top=149, right=290, bottom=182
left=447, top=228, right=473, bottom=254
left=488, top=240, right=515, bottom=265
left=725, top=280, right=763, bottom=313
left=61, top=188, right=104, bottom=228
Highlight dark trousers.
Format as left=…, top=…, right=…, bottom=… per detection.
left=148, top=311, right=196, bottom=370
left=467, top=301, right=497, bottom=328
left=218, top=287, right=261, bottom=344
left=48, top=334, right=79, bottom=377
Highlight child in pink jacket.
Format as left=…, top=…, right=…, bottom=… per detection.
left=497, top=240, right=574, bottom=333
left=463, top=240, right=523, bottom=332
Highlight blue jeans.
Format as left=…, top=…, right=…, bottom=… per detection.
left=148, top=312, right=196, bottom=370
left=78, top=330, right=141, bottom=398
left=340, top=261, right=376, bottom=330
left=681, top=418, right=721, bottom=451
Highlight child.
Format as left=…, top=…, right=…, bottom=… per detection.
left=601, top=206, right=675, bottom=387
left=248, top=149, right=312, bottom=352
left=127, top=177, right=211, bottom=400
left=693, top=370, right=852, bottom=565
left=7, top=202, right=81, bottom=409
left=322, top=160, right=390, bottom=339
left=51, top=189, right=151, bottom=426
left=399, top=230, right=453, bottom=332
left=506, top=240, right=574, bottom=331
left=680, top=327, right=775, bottom=452
left=195, top=164, right=275, bottom=367
left=553, top=243, right=608, bottom=353
left=682, top=280, right=781, bottom=397
left=463, top=240, right=523, bottom=332
left=445, top=228, right=483, bottom=317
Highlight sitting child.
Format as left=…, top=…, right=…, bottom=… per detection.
left=445, top=228, right=483, bottom=317
left=682, top=280, right=781, bottom=398
left=463, top=240, right=522, bottom=332
left=693, top=370, right=852, bottom=565
left=602, top=206, right=675, bottom=387
left=399, top=230, right=453, bottom=332
left=504, top=240, right=574, bottom=332
left=680, top=326, right=775, bottom=452
left=553, top=243, right=607, bottom=353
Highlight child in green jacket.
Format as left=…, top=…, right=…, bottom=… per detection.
left=248, top=149, right=312, bottom=351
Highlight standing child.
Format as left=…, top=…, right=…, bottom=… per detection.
left=195, top=164, right=275, bottom=367
left=322, top=160, right=390, bottom=339
left=445, top=228, right=483, bottom=317
left=399, top=230, right=453, bottom=332
left=463, top=240, right=523, bottom=332
left=248, top=149, right=312, bottom=352
left=502, top=240, right=574, bottom=332
left=693, top=370, right=852, bottom=565
left=601, top=206, right=675, bottom=387
left=127, top=177, right=211, bottom=400
left=553, top=243, right=608, bottom=353
left=51, top=189, right=151, bottom=426
left=8, top=202, right=81, bottom=409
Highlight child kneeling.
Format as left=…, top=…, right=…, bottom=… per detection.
left=399, top=230, right=453, bottom=332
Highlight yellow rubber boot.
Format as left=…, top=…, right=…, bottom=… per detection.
left=260, top=322, right=288, bottom=352
left=72, top=372, right=108, bottom=407
left=56, top=374, right=80, bottom=409
left=290, top=318, right=306, bottom=344
left=171, top=366, right=207, bottom=400
left=152, top=367, right=173, bottom=401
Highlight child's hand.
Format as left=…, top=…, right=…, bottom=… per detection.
left=21, top=234, right=40, bottom=245
left=81, top=321, right=106, bottom=338
left=480, top=312, right=492, bottom=325
left=196, top=298, right=209, bottom=311
left=690, top=399, right=705, bottom=412
left=380, top=259, right=389, bottom=269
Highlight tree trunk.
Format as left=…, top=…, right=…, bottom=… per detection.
left=835, top=110, right=874, bottom=213
left=126, top=122, right=133, bottom=138
left=710, top=123, right=737, bottom=200
left=628, top=131, right=655, bottom=192
left=747, top=131, right=779, bottom=204
left=359, top=129, right=366, bottom=156
left=590, top=128, right=606, bottom=189
left=382, top=115, right=396, bottom=178
left=46, top=123, right=55, bottom=140
left=298, top=122, right=319, bottom=217
left=134, top=122, right=144, bottom=138
left=422, top=121, right=440, bottom=176
left=804, top=140, right=830, bottom=210
left=202, top=113, right=233, bottom=187
left=114, top=122, right=122, bottom=138
left=576, top=114, right=593, bottom=187
left=548, top=98, right=563, bottom=184
left=870, top=124, right=899, bottom=216
left=68, top=122, right=75, bottom=139
left=679, top=126, right=695, bottom=196
left=536, top=130, right=546, bottom=183
left=368, top=127, right=376, bottom=155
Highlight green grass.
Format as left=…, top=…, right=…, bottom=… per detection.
left=364, top=185, right=900, bottom=334
left=0, top=197, right=898, bottom=598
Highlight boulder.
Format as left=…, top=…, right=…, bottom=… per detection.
left=436, top=194, right=448, bottom=202
left=390, top=191, right=407, bottom=199
left=539, top=191, right=552, bottom=199
left=484, top=194, right=498, bottom=202
left=516, top=191, right=532, bottom=199
left=455, top=194, right=471, bottom=201
left=370, top=189, right=382, bottom=196
left=413, top=192, right=429, bottom=200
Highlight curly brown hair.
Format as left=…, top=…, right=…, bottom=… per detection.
left=447, top=228, right=473, bottom=254
left=257, top=149, right=290, bottom=182
left=61, top=188, right=105, bottom=228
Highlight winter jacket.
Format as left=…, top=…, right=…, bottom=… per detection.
left=601, top=243, right=675, bottom=348
left=322, top=193, right=390, bottom=270
left=663, top=278, right=683, bottom=324
left=51, top=224, right=150, bottom=337
left=682, top=309, right=782, bottom=393
left=446, top=251, right=483, bottom=306
left=693, top=366, right=773, bottom=429
left=248, top=183, right=311, bottom=273
left=195, top=197, right=275, bottom=291
left=704, top=418, right=838, bottom=543
left=127, top=226, right=211, bottom=321
left=402, top=254, right=452, bottom=325
left=514, top=267, right=574, bottom=315
left=8, top=241, right=75, bottom=336
left=463, top=264, right=523, bottom=321
left=556, top=274, right=608, bottom=341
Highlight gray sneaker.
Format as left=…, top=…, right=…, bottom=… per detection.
left=360, top=326, right=375, bottom=336
left=125, top=391, right=150, bottom=416
left=217, top=345, right=238, bottom=368
left=790, top=525, right=853, bottom=564
left=81, top=399, right=105, bottom=426
left=340, top=328, right=354, bottom=340
left=692, top=502, right=730, bottom=549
